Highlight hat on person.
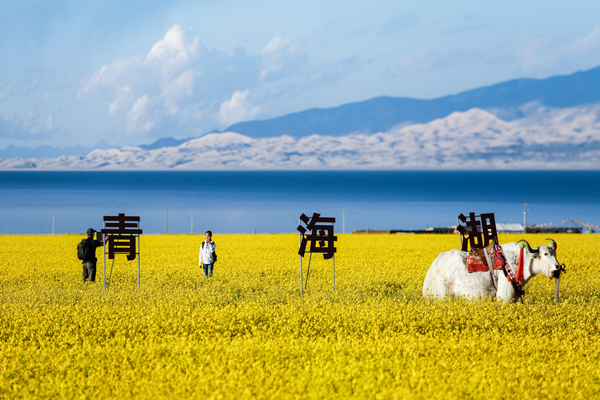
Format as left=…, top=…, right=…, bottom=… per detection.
left=87, top=228, right=96, bottom=235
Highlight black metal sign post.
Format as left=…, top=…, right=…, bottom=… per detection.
left=297, top=213, right=337, bottom=295
left=101, top=213, right=143, bottom=292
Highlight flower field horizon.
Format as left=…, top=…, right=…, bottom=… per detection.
left=1, top=233, right=599, bottom=399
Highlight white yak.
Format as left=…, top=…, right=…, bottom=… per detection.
left=423, top=239, right=563, bottom=302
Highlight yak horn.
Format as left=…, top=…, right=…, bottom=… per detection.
left=546, top=238, right=557, bottom=250
left=518, top=239, right=539, bottom=254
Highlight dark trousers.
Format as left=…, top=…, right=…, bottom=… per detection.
left=83, top=261, right=96, bottom=282
left=203, top=263, right=213, bottom=277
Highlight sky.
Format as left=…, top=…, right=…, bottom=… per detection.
left=2, top=0, right=600, bottom=149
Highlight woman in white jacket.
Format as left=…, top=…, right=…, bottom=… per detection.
left=199, top=230, right=216, bottom=277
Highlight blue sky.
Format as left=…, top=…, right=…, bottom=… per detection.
left=2, top=0, right=600, bottom=149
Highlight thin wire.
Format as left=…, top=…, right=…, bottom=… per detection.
left=107, top=258, right=115, bottom=290
left=304, top=252, right=312, bottom=291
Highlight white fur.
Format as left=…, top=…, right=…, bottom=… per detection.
left=422, top=242, right=561, bottom=302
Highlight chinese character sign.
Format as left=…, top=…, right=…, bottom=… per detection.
left=456, top=212, right=497, bottom=251
left=297, top=213, right=337, bottom=259
left=100, top=213, right=143, bottom=261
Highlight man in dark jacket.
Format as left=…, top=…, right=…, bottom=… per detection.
left=82, top=228, right=104, bottom=283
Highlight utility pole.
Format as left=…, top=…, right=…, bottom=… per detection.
left=165, top=202, right=169, bottom=234
left=523, top=202, right=528, bottom=233
left=191, top=211, right=194, bottom=234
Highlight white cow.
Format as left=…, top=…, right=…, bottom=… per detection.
left=422, top=239, right=563, bottom=302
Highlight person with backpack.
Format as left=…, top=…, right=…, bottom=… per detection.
left=79, top=228, right=105, bottom=283
left=199, top=230, right=216, bottom=277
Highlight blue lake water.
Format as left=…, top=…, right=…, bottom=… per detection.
left=0, top=171, right=599, bottom=234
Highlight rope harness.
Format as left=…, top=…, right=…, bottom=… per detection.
left=493, top=242, right=525, bottom=300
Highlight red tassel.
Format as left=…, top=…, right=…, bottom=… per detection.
left=516, top=245, right=524, bottom=283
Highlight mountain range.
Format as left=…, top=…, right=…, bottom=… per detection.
left=213, top=65, right=600, bottom=138
left=2, top=65, right=600, bottom=169
left=2, top=105, right=599, bottom=170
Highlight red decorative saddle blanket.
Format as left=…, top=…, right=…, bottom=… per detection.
left=467, top=253, right=489, bottom=272
left=467, top=242, right=506, bottom=273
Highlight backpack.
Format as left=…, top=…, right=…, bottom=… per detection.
left=202, top=241, right=217, bottom=262
left=77, top=239, right=87, bottom=260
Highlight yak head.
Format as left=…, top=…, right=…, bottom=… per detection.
left=518, top=238, right=565, bottom=280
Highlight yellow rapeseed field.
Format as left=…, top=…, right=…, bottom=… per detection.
left=1, top=233, right=599, bottom=399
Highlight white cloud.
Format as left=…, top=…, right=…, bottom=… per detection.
left=509, top=36, right=554, bottom=72
left=260, top=36, right=303, bottom=81
left=108, top=86, right=134, bottom=115
left=262, top=36, right=291, bottom=55
left=578, top=26, right=600, bottom=46
left=389, top=45, right=494, bottom=74
left=389, top=25, right=600, bottom=78
left=127, top=95, right=154, bottom=132
left=80, top=25, right=204, bottom=133
left=0, top=117, right=37, bottom=139
left=82, top=25, right=200, bottom=98
left=80, top=24, right=200, bottom=97
left=510, top=25, right=600, bottom=74
left=79, top=57, right=142, bottom=97
left=45, top=115, right=54, bottom=131
left=218, top=90, right=261, bottom=126
left=77, top=26, right=355, bottom=139
left=147, top=25, right=199, bottom=63
left=161, top=69, right=195, bottom=114
left=0, top=108, right=55, bottom=139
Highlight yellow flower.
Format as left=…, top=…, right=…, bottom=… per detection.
left=0, top=233, right=598, bottom=398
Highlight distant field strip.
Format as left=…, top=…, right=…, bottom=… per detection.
left=1, top=234, right=599, bottom=398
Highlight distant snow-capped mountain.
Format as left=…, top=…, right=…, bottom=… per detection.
left=2, top=106, right=600, bottom=170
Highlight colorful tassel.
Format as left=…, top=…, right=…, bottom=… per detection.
left=516, top=242, right=525, bottom=283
